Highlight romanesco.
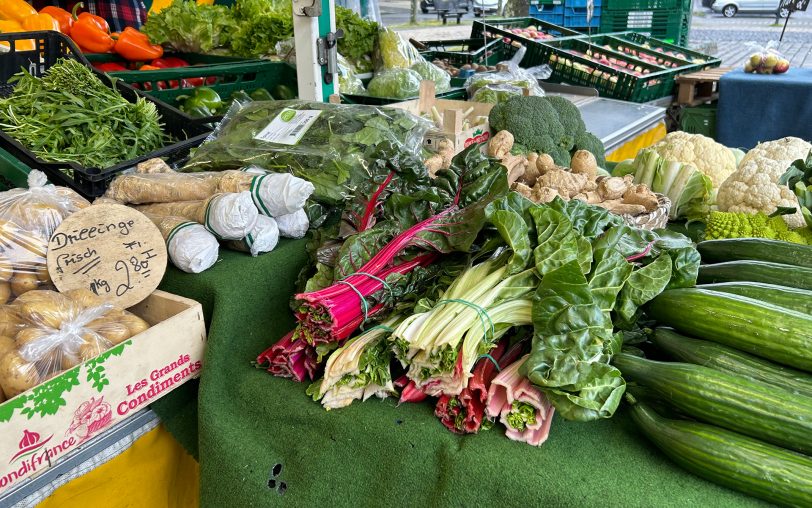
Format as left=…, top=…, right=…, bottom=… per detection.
left=704, top=211, right=811, bottom=244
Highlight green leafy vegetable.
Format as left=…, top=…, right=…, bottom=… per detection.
left=336, top=6, right=378, bottom=72
left=230, top=0, right=293, bottom=58
left=367, top=69, right=423, bottom=99
left=141, top=0, right=237, bottom=54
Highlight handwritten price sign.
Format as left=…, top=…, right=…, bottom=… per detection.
left=46, top=204, right=167, bottom=308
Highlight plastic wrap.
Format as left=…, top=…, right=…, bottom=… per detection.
left=0, top=289, right=150, bottom=398
left=743, top=41, right=790, bottom=74
left=0, top=171, right=90, bottom=303
left=182, top=100, right=431, bottom=205
left=374, top=26, right=423, bottom=70
left=471, top=83, right=525, bottom=104
left=338, top=53, right=366, bottom=95
left=367, top=68, right=423, bottom=99
left=464, top=47, right=549, bottom=97
left=227, top=215, right=280, bottom=256
left=217, top=171, right=315, bottom=217
left=410, top=61, right=451, bottom=93
left=135, top=192, right=259, bottom=241
left=147, top=214, right=219, bottom=274
left=275, top=208, right=310, bottom=239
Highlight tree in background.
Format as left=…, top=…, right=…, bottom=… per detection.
left=411, top=0, right=418, bottom=23
left=504, top=0, right=530, bottom=16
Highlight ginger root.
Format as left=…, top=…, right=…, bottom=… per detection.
left=514, top=183, right=558, bottom=204
left=622, top=184, right=659, bottom=212
left=597, top=175, right=634, bottom=201
left=570, top=150, right=597, bottom=180
left=424, top=155, right=444, bottom=178
left=536, top=170, right=589, bottom=199
left=502, top=155, right=527, bottom=185
left=437, top=138, right=455, bottom=169
left=487, top=131, right=514, bottom=159
left=536, top=153, right=556, bottom=174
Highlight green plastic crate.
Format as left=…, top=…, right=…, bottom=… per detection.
left=107, top=60, right=298, bottom=107
left=599, top=9, right=691, bottom=46
left=84, top=53, right=245, bottom=65
left=602, top=0, right=691, bottom=11
left=341, top=87, right=467, bottom=106
left=535, top=37, right=682, bottom=101
left=0, top=148, right=31, bottom=190
left=580, top=34, right=702, bottom=70
left=613, top=32, right=720, bottom=69
left=680, top=104, right=717, bottom=138
left=470, top=18, right=581, bottom=67
left=420, top=38, right=515, bottom=66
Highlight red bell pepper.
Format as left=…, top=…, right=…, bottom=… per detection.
left=92, top=62, right=128, bottom=72
left=151, top=56, right=189, bottom=68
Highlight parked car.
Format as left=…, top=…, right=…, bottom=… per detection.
left=473, top=0, right=500, bottom=16
left=422, top=0, right=471, bottom=14
left=711, top=0, right=789, bottom=17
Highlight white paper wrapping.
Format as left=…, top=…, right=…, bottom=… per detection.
left=275, top=208, right=309, bottom=239
left=166, top=222, right=219, bottom=274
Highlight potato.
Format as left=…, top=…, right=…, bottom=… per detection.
left=0, top=282, right=11, bottom=305
left=60, top=352, right=81, bottom=370
left=119, top=312, right=149, bottom=337
left=78, top=337, right=106, bottom=361
left=0, top=335, right=15, bottom=358
left=35, top=265, right=51, bottom=284
left=95, top=322, right=131, bottom=345
left=14, top=327, right=52, bottom=350
left=64, top=288, right=104, bottom=309
left=0, top=351, right=40, bottom=398
left=41, top=369, right=65, bottom=382
left=0, top=307, right=21, bottom=337
left=11, top=273, right=39, bottom=296
left=0, top=255, right=13, bottom=282
left=21, top=300, right=71, bottom=330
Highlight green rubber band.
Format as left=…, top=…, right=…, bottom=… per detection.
left=165, top=221, right=197, bottom=247
left=250, top=174, right=273, bottom=217
left=344, top=271, right=393, bottom=300
left=336, top=279, right=370, bottom=323
left=435, top=298, right=495, bottom=342
left=364, top=324, right=394, bottom=334
left=476, top=353, right=501, bottom=372
left=203, top=197, right=223, bottom=240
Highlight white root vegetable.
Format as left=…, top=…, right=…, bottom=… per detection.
left=136, top=192, right=258, bottom=241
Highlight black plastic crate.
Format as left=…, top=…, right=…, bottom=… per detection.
left=0, top=31, right=210, bottom=198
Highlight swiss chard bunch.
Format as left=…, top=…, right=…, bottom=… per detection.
left=482, top=195, right=700, bottom=422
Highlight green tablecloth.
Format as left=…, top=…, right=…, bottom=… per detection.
left=153, top=240, right=767, bottom=507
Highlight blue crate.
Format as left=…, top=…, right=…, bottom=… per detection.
left=566, top=0, right=602, bottom=7
left=530, top=4, right=565, bottom=24
left=564, top=6, right=601, bottom=27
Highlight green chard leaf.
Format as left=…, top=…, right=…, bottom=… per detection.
left=616, top=253, right=673, bottom=322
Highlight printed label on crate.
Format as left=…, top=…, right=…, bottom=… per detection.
left=46, top=204, right=167, bottom=308
left=254, top=109, right=322, bottom=145
left=465, top=128, right=490, bottom=148
left=0, top=322, right=204, bottom=493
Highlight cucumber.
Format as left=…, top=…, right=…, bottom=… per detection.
left=697, top=260, right=812, bottom=290
left=614, top=353, right=812, bottom=455
left=698, top=238, right=812, bottom=268
left=647, top=288, right=812, bottom=372
left=627, top=396, right=812, bottom=508
left=696, top=282, right=812, bottom=315
left=653, top=328, right=812, bottom=398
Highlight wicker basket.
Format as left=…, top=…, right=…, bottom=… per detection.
left=621, top=194, right=671, bottom=230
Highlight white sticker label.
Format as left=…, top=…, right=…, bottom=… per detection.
left=254, top=109, right=322, bottom=145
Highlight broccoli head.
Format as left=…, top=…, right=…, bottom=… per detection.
left=547, top=145, right=571, bottom=167
left=544, top=96, right=585, bottom=151
left=488, top=96, right=565, bottom=154
left=573, top=131, right=606, bottom=168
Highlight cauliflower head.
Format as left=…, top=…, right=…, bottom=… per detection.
left=738, top=136, right=812, bottom=169
left=716, top=157, right=806, bottom=228
left=651, top=131, right=737, bottom=188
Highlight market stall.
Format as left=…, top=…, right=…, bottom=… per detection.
left=1, top=2, right=812, bottom=507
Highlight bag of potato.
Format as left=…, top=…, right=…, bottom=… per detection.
left=0, top=171, right=90, bottom=304
left=0, top=289, right=149, bottom=399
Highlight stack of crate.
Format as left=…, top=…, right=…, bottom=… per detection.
left=598, top=0, right=692, bottom=46
left=530, top=0, right=602, bottom=30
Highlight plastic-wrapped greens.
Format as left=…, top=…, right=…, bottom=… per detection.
left=338, top=53, right=365, bottom=95
left=472, top=83, right=525, bottom=104
left=0, top=289, right=150, bottom=398
left=367, top=68, right=423, bottom=99
left=411, top=61, right=450, bottom=93
left=135, top=192, right=259, bottom=241
left=227, top=215, right=279, bottom=256
left=275, top=209, right=309, bottom=239
left=0, top=171, right=89, bottom=302
left=375, top=26, right=423, bottom=70
left=147, top=214, right=219, bottom=273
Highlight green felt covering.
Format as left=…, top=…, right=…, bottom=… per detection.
left=152, top=240, right=768, bottom=507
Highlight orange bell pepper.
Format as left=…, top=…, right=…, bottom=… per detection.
left=71, top=21, right=113, bottom=53
left=39, top=6, right=74, bottom=35
left=73, top=3, right=109, bottom=33
left=114, top=27, right=163, bottom=61
left=0, top=19, right=36, bottom=52
left=21, top=13, right=60, bottom=32
left=0, top=0, right=37, bottom=23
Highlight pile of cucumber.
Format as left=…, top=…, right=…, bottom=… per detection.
left=617, top=238, right=812, bottom=507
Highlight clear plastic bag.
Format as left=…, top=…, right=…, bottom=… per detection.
left=367, top=68, right=423, bottom=98
left=464, top=46, right=548, bottom=98
left=472, top=83, right=525, bottom=104
left=338, top=53, right=366, bottom=95
left=410, top=61, right=451, bottom=93
left=743, top=41, right=790, bottom=74
left=0, top=289, right=149, bottom=398
left=0, top=171, right=90, bottom=303
left=182, top=100, right=432, bottom=206
left=374, top=26, right=423, bottom=70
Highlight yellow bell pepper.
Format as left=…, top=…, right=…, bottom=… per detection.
left=0, top=19, right=36, bottom=52
left=0, top=0, right=37, bottom=23
left=21, top=13, right=60, bottom=33
left=150, top=0, right=214, bottom=16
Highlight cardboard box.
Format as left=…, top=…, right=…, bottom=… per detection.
left=388, top=81, right=495, bottom=154
left=0, top=290, right=205, bottom=494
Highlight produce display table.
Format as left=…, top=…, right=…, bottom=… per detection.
left=150, top=242, right=767, bottom=507
left=717, top=68, right=812, bottom=149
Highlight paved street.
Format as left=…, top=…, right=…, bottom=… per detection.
left=385, top=0, right=812, bottom=68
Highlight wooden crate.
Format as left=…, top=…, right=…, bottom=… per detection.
left=676, top=67, right=733, bottom=106
left=387, top=81, right=495, bottom=153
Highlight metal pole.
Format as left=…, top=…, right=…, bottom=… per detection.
left=780, top=11, right=791, bottom=41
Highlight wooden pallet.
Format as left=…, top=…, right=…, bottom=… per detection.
left=676, top=67, right=734, bottom=106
